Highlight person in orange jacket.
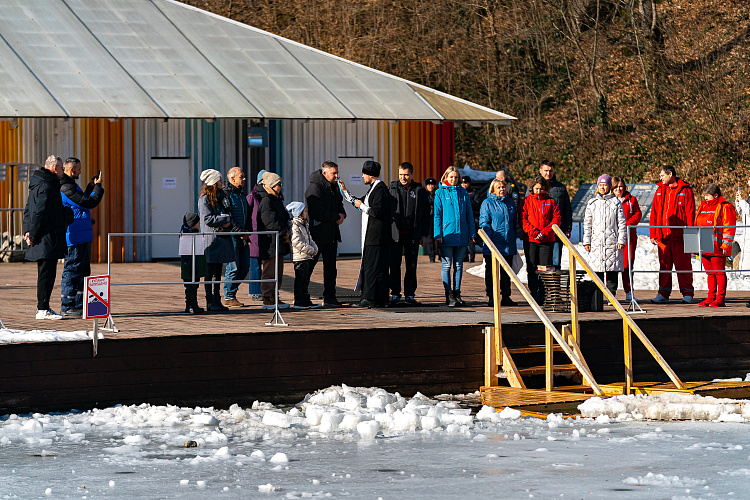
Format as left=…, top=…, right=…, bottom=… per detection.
left=695, top=184, right=737, bottom=307
left=649, top=166, right=696, bottom=304
left=522, top=175, right=561, bottom=304
left=612, top=177, right=642, bottom=302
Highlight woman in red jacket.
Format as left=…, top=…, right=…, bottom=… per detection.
left=612, top=177, right=642, bottom=302
left=522, top=175, right=562, bottom=304
left=695, top=184, right=737, bottom=307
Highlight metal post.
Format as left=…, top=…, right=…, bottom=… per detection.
left=266, top=230, right=287, bottom=326
left=93, top=318, right=99, bottom=357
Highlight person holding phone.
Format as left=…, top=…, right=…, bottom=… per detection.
left=59, top=158, right=104, bottom=318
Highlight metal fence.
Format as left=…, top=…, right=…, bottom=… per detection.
left=0, top=208, right=26, bottom=258
left=106, top=231, right=287, bottom=326
left=624, top=224, right=750, bottom=311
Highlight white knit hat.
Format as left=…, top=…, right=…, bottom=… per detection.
left=286, top=201, right=305, bottom=218
left=200, top=169, right=222, bottom=186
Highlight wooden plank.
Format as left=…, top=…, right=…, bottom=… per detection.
left=518, top=363, right=578, bottom=376
left=501, top=346, right=526, bottom=388
left=569, top=257, right=580, bottom=344
left=484, top=326, right=496, bottom=388
left=507, top=345, right=563, bottom=354
left=545, top=326, right=553, bottom=391
left=624, top=321, right=633, bottom=394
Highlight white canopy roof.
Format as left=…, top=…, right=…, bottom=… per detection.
left=0, top=0, right=515, bottom=124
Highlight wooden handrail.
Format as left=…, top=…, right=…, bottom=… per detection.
left=477, top=229, right=604, bottom=396
left=552, top=225, right=686, bottom=390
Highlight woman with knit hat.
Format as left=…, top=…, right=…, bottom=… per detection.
left=582, top=174, right=626, bottom=297
left=198, top=168, right=234, bottom=312
left=257, top=171, right=291, bottom=310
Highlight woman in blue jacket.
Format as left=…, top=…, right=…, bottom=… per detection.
left=434, top=166, right=475, bottom=307
left=480, top=179, right=518, bottom=307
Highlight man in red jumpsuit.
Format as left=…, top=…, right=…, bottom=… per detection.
left=649, top=166, right=695, bottom=303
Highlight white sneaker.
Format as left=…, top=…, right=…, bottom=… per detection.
left=36, top=309, right=63, bottom=320
left=650, top=294, right=668, bottom=304
left=625, top=293, right=638, bottom=303
left=681, top=296, right=693, bottom=304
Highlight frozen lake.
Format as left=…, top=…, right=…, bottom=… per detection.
left=3, top=386, right=750, bottom=499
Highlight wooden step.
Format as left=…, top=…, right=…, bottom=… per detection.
left=517, top=363, right=580, bottom=376
left=507, top=344, right=564, bottom=355
left=553, top=384, right=595, bottom=393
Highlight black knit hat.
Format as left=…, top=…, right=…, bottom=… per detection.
left=362, top=160, right=381, bottom=177
left=424, top=177, right=437, bottom=186
left=183, top=212, right=200, bottom=228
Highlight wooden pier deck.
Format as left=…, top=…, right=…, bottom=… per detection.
left=2, top=256, right=750, bottom=413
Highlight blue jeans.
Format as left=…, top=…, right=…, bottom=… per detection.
left=439, top=245, right=468, bottom=291
left=552, top=239, right=562, bottom=267
left=61, top=242, right=91, bottom=311
left=223, top=237, right=250, bottom=299
left=247, top=257, right=261, bottom=295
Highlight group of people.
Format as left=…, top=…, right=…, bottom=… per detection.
left=24, top=153, right=750, bottom=319
left=23, top=155, right=105, bottom=320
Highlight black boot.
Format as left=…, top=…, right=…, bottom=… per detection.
left=212, top=284, right=229, bottom=311
left=447, top=291, right=457, bottom=307
left=205, top=286, right=221, bottom=312
left=445, top=291, right=451, bottom=306
left=185, top=285, right=203, bottom=313
left=453, top=290, right=466, bottom=306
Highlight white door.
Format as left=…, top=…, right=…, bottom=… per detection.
left=337, top=157, right=373, bottom=254
left=150, top=158, right=191, bottom=259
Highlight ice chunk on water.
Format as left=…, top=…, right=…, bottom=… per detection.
left=498, top=407, right=522, bottom=419
left=475, top=406, right=498, bottom=421
left=357, top=420, right=380, bottom=439
left=262, top=411, right=291, bottom=428
left=192, top=414, right=219, bottom=426
left=319, top=412, right=344, bottom=433
left=270, top=452, right=289, bottom=463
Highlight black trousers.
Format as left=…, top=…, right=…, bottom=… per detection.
left=484, top=254, right=512, bottom=300
left=205, top=263, right=223, bottom=303
left=362, top=244, right=390, bottom=304
left=389, top=235, right=419, bottom=297
left=311, top=242, right=338, bottom=301
left=37, top=258, right=58, bottom=310
left=293, top=260, right=314, bottom=304
left=527, top=241, right=554, bottom=299
left=595, top=271, right=619, bottom=297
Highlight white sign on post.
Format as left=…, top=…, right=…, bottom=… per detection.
left=162, top=177, right=177, bottom=189
left=84, top=275, right=110, bottom=358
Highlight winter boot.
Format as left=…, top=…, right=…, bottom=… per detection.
left=445, top=291, right=451, bottom=306
left=453, top=290, right=466, bottom=307
left=447, top=291, right=458, bottom=307
left=211, top=284, right=229, bottom=311
left=184, top=285, right=203, bottom=313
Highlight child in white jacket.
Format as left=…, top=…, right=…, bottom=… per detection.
left=287, top=201, right=319, bottom=309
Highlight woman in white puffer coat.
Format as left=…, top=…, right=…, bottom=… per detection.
left=583, top=174, right=626, bottom=297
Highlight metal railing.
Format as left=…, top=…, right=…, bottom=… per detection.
left=106, top=230, right=287, bottom=328
left=625, top=223, right=750, bottom=311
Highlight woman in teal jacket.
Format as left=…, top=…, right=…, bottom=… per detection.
left=434, top=166, right=476, bottom=306
left=479, top=179, right=517, bottom=307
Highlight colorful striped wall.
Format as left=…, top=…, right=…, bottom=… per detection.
left=0, top=118, right=454, bottom=262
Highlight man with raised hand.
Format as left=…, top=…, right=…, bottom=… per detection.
left=59, top=157, right=104, bottom=318
left=23, top=155, right=71, bottom=320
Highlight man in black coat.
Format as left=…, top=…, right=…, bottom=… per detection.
left=388, top=162, right=430, bottom=305
left=346, top=161, right=393, bottom=308
left=23, top=155, right=72, bottom=320
left=540, top=160, right=572, bottom=268
left=304, top=160, right=346, bottom=307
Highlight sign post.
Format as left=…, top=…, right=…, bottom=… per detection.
left=84, top=275, right=110, bottom=357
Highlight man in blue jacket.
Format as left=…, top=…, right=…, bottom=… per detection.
left=59, top=158, right=104, bottom=318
